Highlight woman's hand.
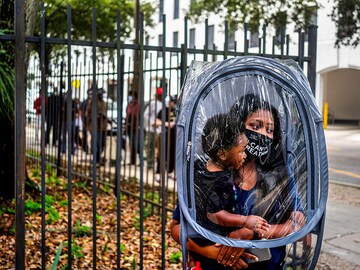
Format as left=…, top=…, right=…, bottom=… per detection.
left=216, top=244, right=258, bottom=269
left=290, top=211, right=305, bottom=228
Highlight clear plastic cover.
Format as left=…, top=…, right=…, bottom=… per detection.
left=176, top=56, right=328, bottom=269
left=192, top=75, right=308, bottom=239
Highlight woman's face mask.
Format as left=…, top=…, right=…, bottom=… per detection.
left=244, top=129, right=273, bottom=165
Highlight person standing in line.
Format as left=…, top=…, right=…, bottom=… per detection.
left=45, top=86, right=61, bottom=146
left=143, top=87, right=163, bottom=169
left=33, top=92, right=45, bottom=141
left=79, top=89, right=92, bottom=153
left=125, top=91, right=140, bottom=165
left=60, top=91, right=76, bottom=154
left=155, top=95, right=177, bottom=178
left=73, top=98, right=84, bottom=149
left=86, top=88, right=108, bottom=164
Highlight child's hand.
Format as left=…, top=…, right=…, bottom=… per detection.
left=244, top=215, right=270, bottom=234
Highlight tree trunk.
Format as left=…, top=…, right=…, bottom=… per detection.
left=0, top=0, right=15, bottom=199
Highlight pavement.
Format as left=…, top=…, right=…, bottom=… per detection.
left=321, top=201, right=360, bottom=266
left=321, top=124, right=360, bottom=267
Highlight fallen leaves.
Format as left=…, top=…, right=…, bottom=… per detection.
left=0, top=171, right=183, bottom=269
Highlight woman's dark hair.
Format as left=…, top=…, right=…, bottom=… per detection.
left=202, top=113, right=245, bottom=162
left=231, top=96, right=292, bottom=222
left=229, top=93, right=283, bottom=168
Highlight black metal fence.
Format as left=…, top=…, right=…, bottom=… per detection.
left=1, top=1, right=317, bottom=269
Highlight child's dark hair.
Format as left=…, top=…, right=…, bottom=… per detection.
left=202, top=113, right=245, bottom=162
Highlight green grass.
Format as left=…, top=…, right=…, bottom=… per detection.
left=24, top=195, right=60, bottom=224
left=64, top=240, right=83, bottom=259
left=169, top=251, right=182, bottom=264
left=74, top=220, right=91, bottom=237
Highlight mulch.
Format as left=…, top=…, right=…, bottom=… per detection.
left=0, top=170, right=182, bottom=269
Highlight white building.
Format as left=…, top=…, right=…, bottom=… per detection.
left=147, top=0, right=360, bottom=124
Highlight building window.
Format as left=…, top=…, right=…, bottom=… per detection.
left=228, top=31, right=235, bottom=51
left=174, top=0, right=179, bottom=19
left=189, top=28, right=196, bottom=48
left=207, top=25, right=214, bottom=49
left=158, top=34, right=163, bottom=58
left=159, top=0, right=163, bottom=22
left=250, top=32, right=259, bottom=48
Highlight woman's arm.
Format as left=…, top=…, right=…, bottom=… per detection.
left=170, top=219, right=258, bottom=269
left=170, top=219, right=220, bottom=259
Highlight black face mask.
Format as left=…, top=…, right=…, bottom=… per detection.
left=244, top=129, right=273, bottom=165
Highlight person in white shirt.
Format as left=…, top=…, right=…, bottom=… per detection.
left=143, top=87, right=163, bottom=169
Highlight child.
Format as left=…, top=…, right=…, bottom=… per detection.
left=194, top=113, right=270, bottom=237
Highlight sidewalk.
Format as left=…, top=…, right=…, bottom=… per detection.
left=321, top=200, right=360, bottom=267
left=320, top=124, right=360, bottom=269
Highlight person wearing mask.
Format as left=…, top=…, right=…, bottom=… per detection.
left=170, top=94, right=305, bottom=270
left=125, top=91, right=140, bottom=165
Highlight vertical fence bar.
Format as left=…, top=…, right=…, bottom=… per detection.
left=160, top=13, right=167, bottom=270
left=145, top=54, right=153, bottom=185
left=204, top=18, right=208, bottom=61
left=258, top=37, right=262, bottom=54
left=14, top=0, right=26, bottom=269
left=307, top=24, right=318, bottom=95
left=180, top=17, right=188, bottom=86
left=91, top=7, right=98, bottom=270
left=40, top=3, right=47, bottom=269
left=272, top=36, right=276, bottom=55
left=298, top=29, right=304, bottom=69
left=286, top=34, right=290, bottom=55
left=139, top=12, right=146, bottom=270
left=66, top=5, right=74, bottom=270
left=280, top=26, right=285, bottom=58
left=262, top=24, right=267, bottom=55
left=224, top=20, right=228, bottom=59
left=116, top=11, right=124, bottom=269
left=57, top=62, right=64, bottom=176
left=244, top=23, right=248, bottom=54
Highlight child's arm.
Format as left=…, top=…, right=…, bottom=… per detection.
left=207, top=210, right=270, bottom=233
left=262, top=210, right=305, bottom=239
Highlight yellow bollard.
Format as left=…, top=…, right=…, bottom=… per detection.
left=323, top=102, right=328, bottom=129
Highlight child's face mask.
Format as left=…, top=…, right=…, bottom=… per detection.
left=244, top=129, right=273, bottom=165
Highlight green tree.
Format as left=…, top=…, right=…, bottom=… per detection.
left=0, top=0, right=156, bottom=199
left=29, top=0, right=156, bottom=75
left=187, top=0, right=319, bottom=33
left=330, top=0, right=360, bottom=47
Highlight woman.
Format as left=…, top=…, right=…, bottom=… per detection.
left=229, top=94, right=305, bottom=269
left=170, top=94, right=305, bottom=270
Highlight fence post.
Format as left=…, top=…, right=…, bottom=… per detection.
left=204, top=19, right=208, bottom=61
left=14, top=0, right=26, bottom=269
left=307, top=24, right=318, bottom=96
left=224, top=20, right=228, bottom=59
left=57, top=62, right=64, bottom=176
left=180, top=17, right=188, bottom=86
